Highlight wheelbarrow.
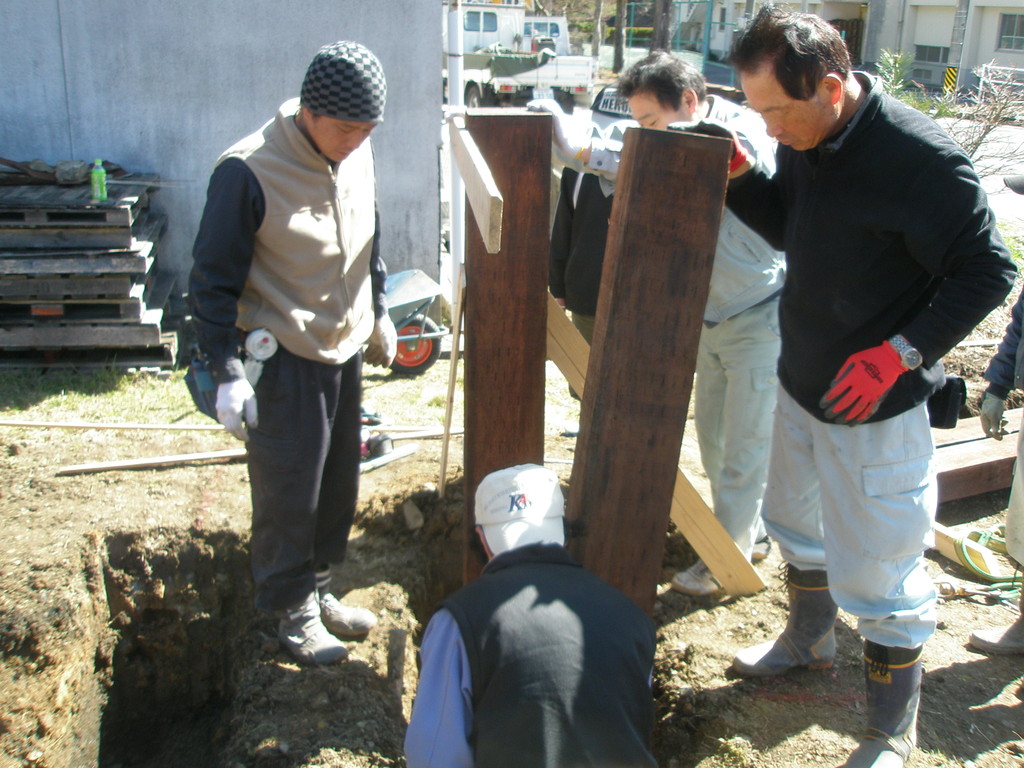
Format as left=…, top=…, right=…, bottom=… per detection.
left=384, top=268, right=449, bottom=376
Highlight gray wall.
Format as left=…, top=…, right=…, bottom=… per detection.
left=1, top=0, right=441, bottom=290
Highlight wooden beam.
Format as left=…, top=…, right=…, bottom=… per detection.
left=932, top=408, right=1021, bottom=448
left=547, top=292, right=762, bottom=596
left=932, top=410, right=1020, bottom=503
left=449, top=116, right=504, bottom=253
left=932, top=522, right=1005, bottom=580
left=462, top=110, right=551, bottom=582
left=565, top=128, right=733, bottom=613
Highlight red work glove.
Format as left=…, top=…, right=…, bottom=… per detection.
left=667, top=119, right=751, bottom=173
left=819, top=341, right=905, bottom=424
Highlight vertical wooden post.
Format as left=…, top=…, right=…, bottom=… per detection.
left=567, top=128, right=730, bottom=613
left=462, top=110, right=551, bottom=582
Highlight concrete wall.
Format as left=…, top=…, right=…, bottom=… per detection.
left=0, top=0, right=442, bottom=292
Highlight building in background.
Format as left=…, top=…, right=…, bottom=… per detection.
left=0, top=1, right=442, bottom=290
left=614, top=1, right=1023, bottom=93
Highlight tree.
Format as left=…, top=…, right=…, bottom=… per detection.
left=591, top=0, right=604, bottom=58
left=613, top=0, right=626, bottom=72
left=878, top=50, right=1024, bottom=178
left=651, top=0, right=671, bottom=51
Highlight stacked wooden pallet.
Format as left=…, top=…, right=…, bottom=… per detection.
left=0, top=178, right=177, bottom=368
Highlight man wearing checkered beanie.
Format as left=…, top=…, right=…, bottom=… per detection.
left=188, top=41, right=397, bottom=665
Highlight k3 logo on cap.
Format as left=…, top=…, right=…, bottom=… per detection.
left=508, top=493, right=530, bottom=513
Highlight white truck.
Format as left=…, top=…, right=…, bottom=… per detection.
left=443, top=1, right=594, bottom=110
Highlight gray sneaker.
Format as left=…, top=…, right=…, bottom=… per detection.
left=670, top=560, right=722, bottom=596
left=752, top=536, right=772, bottom=562
left=277, top=594, right=349, bottom=665
left=320, top=592, right=377, bottom=637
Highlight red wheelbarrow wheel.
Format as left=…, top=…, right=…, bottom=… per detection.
left=391, top=315, right=442, bottom=376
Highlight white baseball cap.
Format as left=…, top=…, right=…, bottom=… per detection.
left=475, top=464, right=565, bottom=555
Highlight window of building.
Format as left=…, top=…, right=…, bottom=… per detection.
left=465, top=11, right=498, bottom=33
left=999, top=14, right=1024, bottom=51
left=914, top=45, right=949, bottom=64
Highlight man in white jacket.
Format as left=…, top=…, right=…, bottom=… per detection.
left=531, top=51, right=784, bottom=595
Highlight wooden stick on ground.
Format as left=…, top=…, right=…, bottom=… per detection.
left=0, top=419, right=224, bottom=431
left=57, top=448, right=247, bottom=475
left=439, top=264, right=466, bottom=497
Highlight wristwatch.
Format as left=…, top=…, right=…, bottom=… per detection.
left=888, top=334, right=923, bottom=370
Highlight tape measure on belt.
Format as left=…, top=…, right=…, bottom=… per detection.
left=245, top=328, right=278, bottom=361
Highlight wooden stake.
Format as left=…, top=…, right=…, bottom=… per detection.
left=439, top=264, right=466, bottom=497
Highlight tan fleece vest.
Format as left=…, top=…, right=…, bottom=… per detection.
left=220, top=98, right=377, bottom=364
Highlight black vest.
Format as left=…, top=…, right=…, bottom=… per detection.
left=442, top=544, right=657, bottom=768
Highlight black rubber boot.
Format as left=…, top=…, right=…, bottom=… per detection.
left=841, top=641, right=923, bottom=768
left=732, top=564, right=838, bottom=676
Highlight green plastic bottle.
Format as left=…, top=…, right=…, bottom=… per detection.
left=90, top=159, right=107, bottom=202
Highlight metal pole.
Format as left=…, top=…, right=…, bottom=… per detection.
left=948, top=0, right=971, bottom=93
left=447, top=1, right=466, bottom=296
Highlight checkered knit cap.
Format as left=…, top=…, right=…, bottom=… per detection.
left=300, top=41, right=386, bottom=123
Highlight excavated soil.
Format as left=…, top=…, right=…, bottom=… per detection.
left=1, top=250, right=1023, bottom=768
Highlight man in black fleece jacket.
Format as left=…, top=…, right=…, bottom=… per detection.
left=723, top=7, right=1016, bottom=768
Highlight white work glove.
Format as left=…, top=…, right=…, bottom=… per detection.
left=980, top=391, right=1008, bottom=440
left=527, top=98, right=585, bottom=167
left=364, top=315, right=398, bottom=368
left=216, top=379, right=258, bottom=442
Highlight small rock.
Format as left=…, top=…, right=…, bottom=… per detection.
left=402, top=500, right=424, bottom=531
left=25, top=749, right=43, bottom=763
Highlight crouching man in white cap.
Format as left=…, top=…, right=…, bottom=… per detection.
left=404, top=464, right=657, bottom=768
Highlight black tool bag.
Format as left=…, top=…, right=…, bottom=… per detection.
left=184, top=344, right=218, bottom=422
left=927, top=374, right=967, bottom=429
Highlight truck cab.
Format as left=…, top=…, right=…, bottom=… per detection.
left=523, top=15, right=570, bottom=56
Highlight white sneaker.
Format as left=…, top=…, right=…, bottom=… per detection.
left=670, top=561, right=722, bottom=596
left=320, top=592, right=377, bottom=637
left=278, top=594, right=348, bottom=665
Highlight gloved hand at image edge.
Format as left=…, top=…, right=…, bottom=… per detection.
left=980, top=391, right=1009, bottom=440
left=819, top=341, right=905, bottom=424
left=667, top=119, right=751, bottom=174
left=216, top=378, right=258, bottom=441
left=526, top=98, right=587, bottom=168
left=364, top=315, right=398, bottom=368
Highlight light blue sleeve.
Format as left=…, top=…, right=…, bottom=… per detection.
left=404, top=608, right=475, bottom=768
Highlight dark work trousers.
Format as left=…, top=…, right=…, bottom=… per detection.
left=247, top=345, right=363, bottom=613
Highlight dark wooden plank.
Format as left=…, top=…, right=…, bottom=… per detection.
left=0, top=214, right=164, bottom=275
left=932, top=408, right=1022, bottom=447
left=462, top=110, right=550, bottom=583
left=0, top=274, right=134, bottom=300
left=935, top=436, right=1017, bottom=502
left=566, top=127, right=730, bottom=613
left=0, top=281, right=146, bottom=323
left=0, top=309, right=164, bottom=348
left=0, top=226, right=137, bottom=250
left=0, top=332, right=177, bottom=369
left=0, top=179, right=152, bottom=213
